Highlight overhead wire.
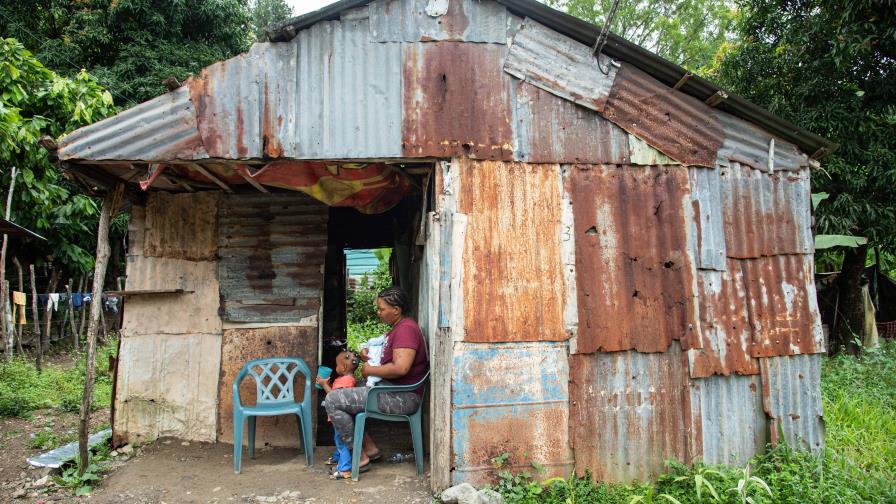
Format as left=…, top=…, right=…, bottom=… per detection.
left=591, top=0, right=622, bottom=76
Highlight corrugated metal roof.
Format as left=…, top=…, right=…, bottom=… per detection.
left=0, top=218, right=45, bottom=240
left=402, top=42, right=514, bottom=160
left=569, top=342, right=697, bottom=483
left=688, top=167, right=726, bottom=271
left=451, top=341, right=573, bottom=486
left=720, top=162, right=813, bottom=259
left=688, top=266, right=759, bottom=378
left=603, top=63, right=724, bottom=167
left=760, top=354, right=825, bottom=453
left=504, top=18, right=618, bottom=113
left=742, top=254, right=825, bottom=357
left=566, top=164, right=699, bottom=354
left=511, top=80, right=630, bottom=164
left=58, top=87, right=208, bottom=162
left=368, top=0, right=510, bottom=43
left=716, top=109, right=808, bottom=172
left=457, top=158, right=568, bottom=342
left=217, top=192, right=328, bottom=323
left=691, top=374, right=767, bottom=466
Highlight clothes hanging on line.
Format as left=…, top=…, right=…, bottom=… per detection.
left=48, top=293, right=61, bottom=311
left=11, top=291, right=26, bottom=324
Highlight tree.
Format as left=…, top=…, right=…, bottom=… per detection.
left=0, top=38, right=117, bottom=274
left=544, top=0, right=738, bottom=72
left=250, top=0, right=294, bottom=42
left=716, top=0, right=896, bottom=353
left=0, top=0, right=252, bottom=105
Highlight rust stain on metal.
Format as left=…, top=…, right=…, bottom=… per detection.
left=143, top=191, right=219, bottom=261
left=457, top=158, right=567, bottom=342
left=442, top=0, right=471, bottom=38
left=513, top=81, right=630, bottom=164
left=403, top=42, right=513, bottom=160
left=569, top=343, right=697, bottom=483
left=262, top=81, right=283, bottom=158
left=603, top=64, right=724, bottom=167
left=742, top=255, right=824, bottom=357
left=218, top=326, right=318, bottom=448
left=688, top=264, right=760, bottom=378
left=567, top=164, right=699, bottom=353
left=189, top=66, right=225, bottom=157
left=720, top=163, right=813, bottom=259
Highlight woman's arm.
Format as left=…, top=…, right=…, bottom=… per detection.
left=361, top=348, right=415, bottom=380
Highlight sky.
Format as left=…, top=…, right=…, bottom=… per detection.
left=287, top=0, right=340, bottom=16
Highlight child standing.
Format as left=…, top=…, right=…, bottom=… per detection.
left=315, top=351, right=359, bottom=479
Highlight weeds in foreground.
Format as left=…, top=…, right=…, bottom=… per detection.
left=53, top=438, right=114, bottom=496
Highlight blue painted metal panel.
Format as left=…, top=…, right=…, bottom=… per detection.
left=345, top=249, right=381, bottom=277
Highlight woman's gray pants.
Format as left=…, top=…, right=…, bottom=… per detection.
left=325, top=386, right=420, bottom=445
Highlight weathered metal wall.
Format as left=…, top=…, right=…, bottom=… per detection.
left=690, top=374, right=767, bottom=466
left=144, top=192, right=219, bottom=261
left=457, top=158, right=567, bottom=342
left=569, top=342, right=696, bottom=482
left=217, top=326, right=318, bottom=448
left=218, top=192, right=327, bottom=323
left=760, top=354, right=825, bottom=453
left=369, top=0, right=511, bottom=43
left=451, top=341, right=573, bottom=486
left=114, top=200, right=223, bottom=444
left=720, top=162, right=813, bottom=259
left=688, top=167, right=726, bottom=271
left=403, top=42, right=514, bottom=160
left=566, top=164, right=699, bottom=353
left=716, top=110, right=808, bottom=173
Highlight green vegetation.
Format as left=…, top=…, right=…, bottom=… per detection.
left=0, top=337, right=118, bottom=418
left=346, top=249, right=393, bottom=352
left=488, top=342, right=896, bottom=504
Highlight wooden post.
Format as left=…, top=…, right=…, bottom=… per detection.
left=78, top=273, right=90, bottom=338
left=79, top=184, right=123, bottom=474
left=67, top=280, right=78, bottom=350
left=42, top=269, right=59, bottom=348
left=29, top=265, right=42, bottom=372
left=1, top=166, right=18, bottom=358
left=13, top=257, right=23, bottom=354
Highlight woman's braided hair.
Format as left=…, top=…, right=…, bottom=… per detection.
left=377, top=286, right=411, bottom=315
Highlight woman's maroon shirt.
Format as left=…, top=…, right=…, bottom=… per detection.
left=381, top=317, right=429, bottom=395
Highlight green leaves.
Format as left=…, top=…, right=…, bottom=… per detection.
left=815, top=234, right=869, bottom=250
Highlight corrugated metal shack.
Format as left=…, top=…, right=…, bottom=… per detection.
left=55, top=0, right=834, bottom=490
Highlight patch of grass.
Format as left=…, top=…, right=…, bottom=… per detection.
left=0, top=337, right=119, bottom=418
left=28, top=429, right=60, bottom=450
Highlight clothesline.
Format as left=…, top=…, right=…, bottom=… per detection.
left=6, top=291, right=122, bottom=326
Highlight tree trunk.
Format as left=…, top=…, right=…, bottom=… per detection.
left=79, top=184, right=123, bottom=474
left=42, top=269, right=59, bottom=349
left=29, top=265, right=42, bottom=372
left=1, top=166, right=18, bottom=359
left=67, top=280, right=78, bottom=350
left=13, top=257, right=23, bottom=354
left=834, top=243, right=868, bottom=355
left=78, top=273, right=90, bottom=338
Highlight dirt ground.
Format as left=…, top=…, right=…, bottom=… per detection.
left=0, top=418, right=433, bottom=503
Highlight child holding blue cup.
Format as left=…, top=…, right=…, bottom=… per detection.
left=315, top=351, right=360, bottom=478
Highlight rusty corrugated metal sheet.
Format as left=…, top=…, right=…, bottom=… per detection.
left=721, top=162, right=813, bottom=258
left=217, top=192, right=328, bottom=323
left=217, top=326, right=318, bottom=448
left=189, top=18, right=403, bottom=160
left=452, top=341, right=573, bottom=486
left=504, top=18, right=617, bottom=113
left=403, top=42, right=514, bottom=160
left=57, top=87, right=208, bottom=162
left=688, top=266, right=759, bottom=378
left=457, top=159, right=568, bottom=342
left=716, top=110, right=808, bottom=172
left=760, top=354, right=825, bottom=453
left=569, top=342, right=697, bottom=483
left=604, top=63, right=724, bottom=167
left=688, top=167, right=726, bottom=271
left=511, top=80, right=630, bottom=164
left=742, top=254, right=825, bottom=357
left=143, top=191, right=219, bottom=261
left=691, top=374, right=767, bottom=466
left=369, top=0, right=510, bottom=43
left=566, top=164, right=699, bottom=353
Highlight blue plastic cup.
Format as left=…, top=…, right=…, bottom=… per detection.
left=316, top=366, right=333, bottom=389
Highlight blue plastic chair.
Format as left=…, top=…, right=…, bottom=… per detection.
left=350, top=371, right=430, bottom=480
left=232, top=357, right=314, bottom=473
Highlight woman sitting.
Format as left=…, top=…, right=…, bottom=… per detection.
left=324, top=286, right=429, bottom=479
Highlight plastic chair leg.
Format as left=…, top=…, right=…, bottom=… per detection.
left=233, top=412, right=243, bottom=474
left=298, top=411, right=313, bottom=466
left=350, top=413, right=367, bottom=481
left=247, top=416, right=256, bottom=459
left=409, top=412, right=425, bottom=475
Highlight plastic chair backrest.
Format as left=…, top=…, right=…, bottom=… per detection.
left=364, top=371, right=430, bottom=415
left=236, top=357, right=312, bottom=406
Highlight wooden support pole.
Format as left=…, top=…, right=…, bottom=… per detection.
left=673, top=72, right=692, bottom=90
left=187, top=163, right=234, bottom=193
left=1, top=166, right=18, bottom=359
left=67, top=280, right=78, bottom=350
left=78, top=274, right=89, bottom=338
left=704, top=90, right=728, bottom=107
left=79, top=183, right=123, bottom=474
left=234, top=167, right=270, bottom=193
left=13, top=257, right=23, bottom=354
left=42, top=269, right=58, bottom=348
left=29, top=265, right=42, bottom=372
